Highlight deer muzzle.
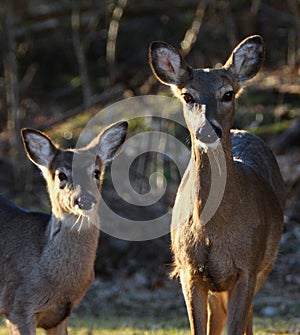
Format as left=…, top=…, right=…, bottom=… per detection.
left=184, top=104, right=223, bottom=149
left=75, top=193, right=97, bottom=211
left=196, top=120, right=223, bottom=145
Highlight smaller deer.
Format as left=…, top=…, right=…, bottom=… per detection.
left=149, top=36, right=285, bottom=335
left=0, top=121, right=127, bottom=335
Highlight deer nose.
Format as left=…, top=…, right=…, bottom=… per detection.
left=75, top=194, right=96, bottom=211
left=196, top=121, right=222, bottom=144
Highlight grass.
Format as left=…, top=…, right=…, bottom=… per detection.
left=1, top=316, right=299, bottom=335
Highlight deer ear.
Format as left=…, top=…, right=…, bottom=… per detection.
left=95, top=121, right=128, bottom=163
left=149, top=41, right=190, bottom=86
left=224, top=35, right=264, bottom=82
left=21, top=128, right=57, bottom=168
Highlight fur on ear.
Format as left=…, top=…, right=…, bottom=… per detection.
left=224, top=35, right=265, bottom=82
left=21, top=128, right=57, bottom=168
left=149, top=41, right=190, bottom=86
left=92, top=121, right=128, bottom=163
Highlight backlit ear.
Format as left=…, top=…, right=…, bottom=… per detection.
left=224, top=35, right=264, bottom=82
left=94, top=121, right=128, bottom=163
left=21, top=128, right=57, bottom=168
left=149, top=41, right=190, bottom=86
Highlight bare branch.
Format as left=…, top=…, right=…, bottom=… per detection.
left=3, top=0, right=23, bottom=188
left=71, top=0, right=92, bottom=109
left=179, top=0, right=208, bottom=57
left=106, top=0, right=128, bottom=83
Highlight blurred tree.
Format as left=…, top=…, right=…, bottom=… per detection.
left=1, top=0, right=23, bottom=191
left=71, top=0, right=92, bottom=109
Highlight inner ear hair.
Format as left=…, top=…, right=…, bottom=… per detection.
left=149, top=41, right=190, bottom=86
left=224, top=35, right=264, bottom=82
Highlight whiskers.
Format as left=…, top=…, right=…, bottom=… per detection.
left=70, top=212, right=91, bottom=233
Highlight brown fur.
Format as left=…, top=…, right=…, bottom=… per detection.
left=149, top=36, right=285, bottom=335
left=0, top=122, right=127, bottom=335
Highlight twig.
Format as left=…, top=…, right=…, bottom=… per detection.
left=179, top=0, right=208, bottom=57
left=106, top=0, right=128, bottom=83
left=71, top=1, right=92, bottom=109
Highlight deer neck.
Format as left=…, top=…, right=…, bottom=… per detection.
left=190, top=144, right=211, bottom=220
left=40, top=210, right=100, bottom=285
left=190, top=134, right=234, bottom=222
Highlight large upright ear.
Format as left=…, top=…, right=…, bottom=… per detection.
left=21, top=128, right=58, bottom=168
left=149, top=41, right=190, bottom=86
left=224, top=35, right=264, bottom=82
left=93, top=121, right=128, bottom=163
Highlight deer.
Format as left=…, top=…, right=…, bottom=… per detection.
left=149, top=35, right=285, bottom=335
left=0, top=121, right=127, bottom=335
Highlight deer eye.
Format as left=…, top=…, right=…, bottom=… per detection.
left=57, top=172, right=68, bottom=189
left=58, top=172, right=67, bottom=181
left=182, top=93, right=195, bottom=104
left=94, top=170, right=101, bottom=180
left=222, top=91, right=234, bottom=102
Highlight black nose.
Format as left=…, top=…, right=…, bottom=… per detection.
left=75, top=194, right=96, bottom=211
left=196, top=122, right=222, bottom=144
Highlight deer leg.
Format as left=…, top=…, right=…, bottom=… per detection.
left=227, top=274, right=256, bottom=335
left=207, top=291, right=227, bottom=335
left=6, top=317, right=36, bottom=335
left=45, top=319, right=68, bottom=335
left=180, top=269, right=208, bottom=335
left=245, top=304, right=253, bottom=335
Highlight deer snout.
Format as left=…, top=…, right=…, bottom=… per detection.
left=75, top=194, right=97, bottom=211
left=196, top=120, right=222, bottom=146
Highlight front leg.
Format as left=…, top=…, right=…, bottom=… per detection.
left=6, top=317, right=36, bottom=335
left=180, top=269, right=208, bottom=335
left=245, top=304, right=254, bottom=335
left=45, top=319, right=68, bottom=335
left=227, top=274, right=256, bottom=335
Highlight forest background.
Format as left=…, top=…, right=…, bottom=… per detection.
left=0, top=0, right=300, bottom=333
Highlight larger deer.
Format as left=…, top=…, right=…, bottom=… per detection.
left=149, top=36, right=285, bottom=335
left=0, top=121, right=127, bottom=335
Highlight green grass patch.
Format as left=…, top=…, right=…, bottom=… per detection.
left=1, top=316, right=299, bottom=335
